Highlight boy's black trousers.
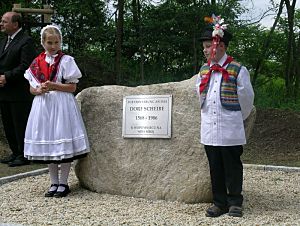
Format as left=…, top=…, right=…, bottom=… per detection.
left=204, top=145, right=244, bottom=208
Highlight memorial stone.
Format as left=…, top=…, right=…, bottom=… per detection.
left=74, top=76, right=256, bottom=203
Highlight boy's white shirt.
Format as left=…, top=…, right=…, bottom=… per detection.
left=195, top=53, right=254, bottom=146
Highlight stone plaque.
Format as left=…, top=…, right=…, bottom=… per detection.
left=122, top=95, right=172, bottom=138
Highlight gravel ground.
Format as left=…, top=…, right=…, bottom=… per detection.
left=0, top=168, right=299, bottom=226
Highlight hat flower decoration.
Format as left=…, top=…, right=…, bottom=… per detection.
left=204, top=14, right=228, bottom=59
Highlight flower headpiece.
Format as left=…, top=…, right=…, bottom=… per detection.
left=204, top=14, right=228, bottom=39
left=204, top=14, right=228, bottom=60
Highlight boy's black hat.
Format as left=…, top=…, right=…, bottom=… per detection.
left=200, top=26, right=233, bottom=46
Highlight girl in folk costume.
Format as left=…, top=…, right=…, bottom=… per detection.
left=195, top=15, right=254, bottom=217
left=24, top=25, right=89, bottom=197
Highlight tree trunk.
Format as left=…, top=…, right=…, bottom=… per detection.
left=209, top=0, right=216, bottom=5
left=193, top=30, right=198, bottom=74
left=294, top=32, right=300, bottom=99
left=284, top=0, right=296, bottom=95
left=115, top=0, right=125, bottom=84
left=131, top=0, right=144, bottom=84
left=252, top=0, right=284, bottom=87
left=137, top=0, right=144, bottom=84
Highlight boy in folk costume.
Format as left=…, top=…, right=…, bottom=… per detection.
left=196, top=15, right=254, bottom=217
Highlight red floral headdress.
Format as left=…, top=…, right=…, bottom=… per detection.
left=204, top=14, right=228, bottom=60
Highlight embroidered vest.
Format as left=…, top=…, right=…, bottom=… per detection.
left=29, top=51, right=65, bottom=83
left=199, top=61, right=242, bottom=111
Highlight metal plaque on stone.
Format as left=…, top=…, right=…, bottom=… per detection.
left=122, top=95, right=172, bottom=138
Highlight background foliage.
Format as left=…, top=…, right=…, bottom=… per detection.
left=1, top=0, right=300, bottom=110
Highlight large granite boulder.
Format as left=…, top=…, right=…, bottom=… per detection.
left=74, top=76, right=256, bottom=203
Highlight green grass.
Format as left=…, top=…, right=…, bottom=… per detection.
left=254, top=77, right=300, bottom=111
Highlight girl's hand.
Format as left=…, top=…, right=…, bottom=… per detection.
left=30, top=84, right=49, bottom=95
left=31, top=86, right=45, bottom=95
left=40, top=83, right=49, bottom=92
left=43, top=81, right=56, bottom=91
left=38, top=81, right=76, bottom=93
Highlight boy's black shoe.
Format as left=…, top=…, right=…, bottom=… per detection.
left=0, top=154, right=16, bottom=164
left=228, top=206, right=243, bottom=217
left=205, top=205, right=228, bottom=217
left=8, top=157, right=30, bottom=167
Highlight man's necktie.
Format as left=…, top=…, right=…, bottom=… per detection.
left=4, top=37, right=12, bottom=50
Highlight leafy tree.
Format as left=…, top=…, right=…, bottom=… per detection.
left=2, top=0, right=300, bottom=108
left=50, top=0, right=107, bottom=53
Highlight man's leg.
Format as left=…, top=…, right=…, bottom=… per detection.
left=10, top=101, right=32, bottom=157
left=0, top=102, right=18, bottom=163
left=6, top=101, right=32, bottom=166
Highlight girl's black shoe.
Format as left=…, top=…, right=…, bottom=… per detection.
left=54, top=184, right=70, bottom=198
left=45, top=184, right=58, bottom=197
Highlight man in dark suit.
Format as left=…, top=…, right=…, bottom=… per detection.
left=0, top=12, right=36, bottom=167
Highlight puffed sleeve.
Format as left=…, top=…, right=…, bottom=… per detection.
left=237, top=66, right=255, bottom=120
left=60, top=55, right=82, bottom=83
